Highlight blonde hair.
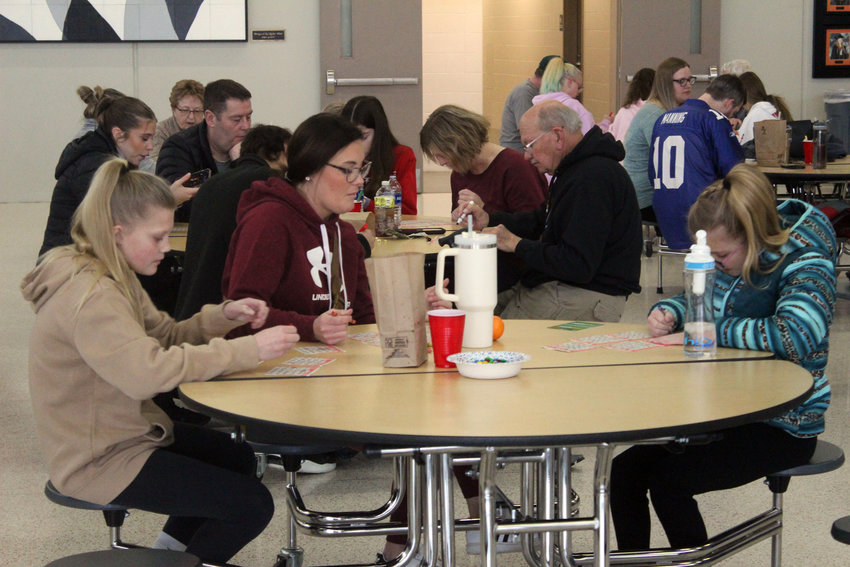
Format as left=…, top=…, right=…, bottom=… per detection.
left=688, top=164, right=789, bottom=285
left=420, top=105, right=489, bottom=174
left=540, top=57, right=582, bottom=95
left=41, top=159, right=176, bottom=320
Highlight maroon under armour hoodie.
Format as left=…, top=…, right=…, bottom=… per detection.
left=223, top=176, right=375, bottom=341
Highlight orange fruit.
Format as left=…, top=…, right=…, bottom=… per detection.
left=493, top=315, right=505, bottom=340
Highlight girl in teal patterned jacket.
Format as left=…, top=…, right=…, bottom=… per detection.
left=611, top=164, right=837, bottom=550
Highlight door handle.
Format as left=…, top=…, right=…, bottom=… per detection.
left=326, top=70, right=419, bottom=95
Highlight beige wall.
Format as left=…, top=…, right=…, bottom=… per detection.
left=720, top=0, right=847, bottom=122
left=482, top=0, right=563, bottom=144
left=582, top=0, right=618, bottom=122
left=422, top=0, right=483, bottom=173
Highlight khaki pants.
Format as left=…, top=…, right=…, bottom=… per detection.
left=497, top=280, right=626, bottom=322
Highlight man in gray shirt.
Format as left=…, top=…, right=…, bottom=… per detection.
left=499, top=54, right=558, bottom=151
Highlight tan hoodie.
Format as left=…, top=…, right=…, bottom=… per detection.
left=21, top=252, right=258, bottom=505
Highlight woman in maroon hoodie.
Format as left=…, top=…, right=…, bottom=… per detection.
left=223, top=112, right=376, bottom=344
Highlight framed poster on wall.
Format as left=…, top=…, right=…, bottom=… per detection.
left=0, top=0, right=248, bottom=42
left=814, top=0, right=850, bottom=77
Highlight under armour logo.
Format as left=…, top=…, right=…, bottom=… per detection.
left=307, top=246, right=330, bottom=287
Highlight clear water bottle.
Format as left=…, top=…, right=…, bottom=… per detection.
left=813, top=122, right=828, bottom=169
left=374, top=180, right=394, bottom=236
left=388, top=171, right=402, bottom=230
left=683, top=229, right=717, bottom=358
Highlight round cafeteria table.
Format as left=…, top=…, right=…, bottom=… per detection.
left=180, top=321, right=812, bottom=567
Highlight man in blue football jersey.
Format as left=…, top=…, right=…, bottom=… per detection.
left=650, top=74, right=746, bottom=249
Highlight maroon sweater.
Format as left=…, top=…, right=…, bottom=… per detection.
left=223, top=177, right=375, bottom=341
left=450, top=148, right=548, bottom=214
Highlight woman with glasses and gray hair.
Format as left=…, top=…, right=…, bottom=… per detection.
left=150, top=79, right=205, bottom=165
left=622, top=57, right=693, bottom=227
left=222, top=112, right=376, bottom=345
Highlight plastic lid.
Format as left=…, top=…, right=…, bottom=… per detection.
left=454, top=231, right=497, bottom=248
left=685, top=230, right=713, bottom=266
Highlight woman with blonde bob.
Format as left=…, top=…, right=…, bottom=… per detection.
left=22, top=159, right=299, bottom=564
left=611, top=164, right=836, bottom=551
left=532, top=57, right=612, bottom=134
left=419, top=104, right=546, bottom=218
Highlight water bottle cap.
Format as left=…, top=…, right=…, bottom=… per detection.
left=685, top=230, right=713, bottom=266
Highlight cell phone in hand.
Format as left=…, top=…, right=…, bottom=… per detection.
left=186, top=168, right=211, bottom=187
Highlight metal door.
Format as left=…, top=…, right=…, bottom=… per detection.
left=320, top=0, right=423, bottom=191
left=617, top=0, right=721, bottom=102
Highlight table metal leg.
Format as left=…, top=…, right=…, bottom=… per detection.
left=480, top=447, right=498, bottom=567
left=593, top=444, right=614, bottom=567
left=439, top=452, right=456, bottom=567
left=538, top=447, right=556, bottom=567
left=423, top=453, right=440, bottom=567
left=558, top=448, right=575, bottom=567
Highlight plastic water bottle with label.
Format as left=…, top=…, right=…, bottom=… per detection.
left=374, top=181, right=394, bottom=236
left=683, top=229, right=717, bottom=357
left=388, top=172, right=402, bottom=229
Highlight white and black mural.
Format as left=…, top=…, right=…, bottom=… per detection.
left=0, top=0, right=247, bottom=42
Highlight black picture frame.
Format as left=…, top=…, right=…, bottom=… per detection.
left=814, top=0, right=850, bottom=77
left=0, top=1, right=248, bottom=43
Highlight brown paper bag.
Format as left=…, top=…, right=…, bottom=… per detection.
left=754, top=119, right=787, bottom=166
left=364, top=252, right=428, bottom=367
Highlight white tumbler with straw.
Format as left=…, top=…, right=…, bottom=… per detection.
left=434, top=230, right=498, bottom=348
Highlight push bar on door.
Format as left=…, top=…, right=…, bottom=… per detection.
left=326, top=70, right=419, bottom=95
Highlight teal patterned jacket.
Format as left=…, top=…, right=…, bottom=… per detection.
left=653, top=199, right=837, bottom=437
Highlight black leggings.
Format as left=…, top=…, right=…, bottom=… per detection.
left=610, top=423, right=816, bottom=550
left=111, top=423, right=273, bottom=564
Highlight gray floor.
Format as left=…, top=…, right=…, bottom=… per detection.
left=1, top=195, right=848, bottom=567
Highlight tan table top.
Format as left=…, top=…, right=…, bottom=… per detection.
left=168, top=222, right=188, bottom=252
left=180, top=321, right=803, bottom=446
left=757, top=155, right=850, bottom=179
left=180, top=358, right=811, bottom=447
left=216, top=321, right=772, bottom=380
left=168, top=217, right=457, bottom=255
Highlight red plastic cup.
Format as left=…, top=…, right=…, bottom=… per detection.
left=350, top=200, right=363, bottom=212
left=803, top=140, right=813, bottom=165
left=428, top=309, right=466, bottom=368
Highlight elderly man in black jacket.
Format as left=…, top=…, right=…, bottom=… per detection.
left=462, top=100, right=642, bottom=322
left=157, top=79, right=252, bottom=222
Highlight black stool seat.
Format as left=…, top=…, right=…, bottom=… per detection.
left=769, top=439, right=844, bottom=478
left=45, top=549, right=201, bottom=567
left=765, top=440, right=844, bottom=494
left=44, top=481, right=126, bottom=512
left=832, top=515, right=850, bottom=545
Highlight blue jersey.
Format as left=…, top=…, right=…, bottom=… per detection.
left=650, top=99, right=743, bottom=248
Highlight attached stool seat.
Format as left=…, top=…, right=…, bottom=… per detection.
left=44, top=481, right=133, bottom=550
left=763, top=439, right=845, bottom=567
left=45, top=549, right=200, bottom=567
left=831, top=515, right=850, bottom=545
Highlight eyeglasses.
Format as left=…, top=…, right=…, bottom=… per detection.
left=326, top=161, right=372, bottom=183
left=714, top=241, right=746, bottom=269
left=522, top=129, right=553, bottom=153
left=175, top=107, right=204, bottom=116
left=672, top=76, right=697, bottom=87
